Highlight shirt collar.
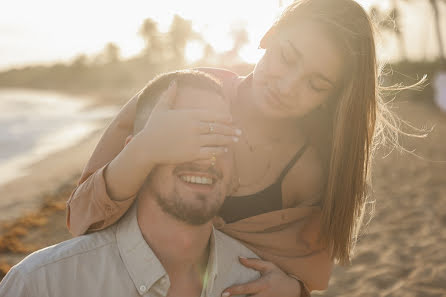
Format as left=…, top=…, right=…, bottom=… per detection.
left=116, top=203, right=167, bottom=296
left=203, top=227, right=218, bottom=297
left=116, top=203, right=220, bottom=297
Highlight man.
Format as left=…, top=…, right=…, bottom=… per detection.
left=0, top=70, right=259, bottom=297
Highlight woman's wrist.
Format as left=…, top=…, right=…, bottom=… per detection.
left=132, top=132, right=159, bottom=168
left=105, top=136, right=155, bottom=201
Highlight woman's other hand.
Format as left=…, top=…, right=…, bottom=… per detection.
left=221, top=257, right=302, bottom=297
left=137, top=80, right=241, bottom=165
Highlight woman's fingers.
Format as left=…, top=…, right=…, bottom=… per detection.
left=199, top=121, right=242, bottom=136
left=192, top=110, right=233, bottom=124
left=200, top=134, right=239, bottom=147
left=238, top=257, right=277, bottom=274
left=221, top=278, right=267, bottom=297
left=196, top=147, right=229, bottom=160
left=223, top=258, right=302, bottom=297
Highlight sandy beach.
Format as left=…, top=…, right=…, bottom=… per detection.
left=315, top=98, right=446, bottom=296
left=0, top=94, right=445, bottom=296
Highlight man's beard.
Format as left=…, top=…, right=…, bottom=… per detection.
left=152, top=163, right=225, bottom=225
left=155, top=188, right=222, bottom=225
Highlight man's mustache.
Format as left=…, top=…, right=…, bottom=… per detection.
left=173, top=163, right=223, bottom=179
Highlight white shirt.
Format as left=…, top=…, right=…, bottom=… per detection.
left=0, top=204, right=260, bottom=297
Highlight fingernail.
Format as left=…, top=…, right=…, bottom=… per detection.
left=233, top=137, right=239, bottom=143
left=222, top=292, right=230, bottom=297
left=235, top=129, right=242, bottom=136
left=239, top=256, right=247, bottom=259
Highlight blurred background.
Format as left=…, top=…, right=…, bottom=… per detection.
left=0, top=0, right=445, bottom=296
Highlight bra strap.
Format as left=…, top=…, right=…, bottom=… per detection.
left=278, top=141, right=309, bottom=182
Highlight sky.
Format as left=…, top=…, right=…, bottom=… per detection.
left=0, top=0, right=444, bottom=71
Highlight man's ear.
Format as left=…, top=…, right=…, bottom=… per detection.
left=259, top=26, right=276, bottom=49
left=125, top=135, right=134, bottom=146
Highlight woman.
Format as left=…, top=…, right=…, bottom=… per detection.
left=67, top=0, right=387, bottom=295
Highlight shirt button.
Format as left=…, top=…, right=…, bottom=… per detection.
left=139, top=285, right=147, bottom=293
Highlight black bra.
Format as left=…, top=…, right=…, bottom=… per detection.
left=218, top=142, right=308, bottom=223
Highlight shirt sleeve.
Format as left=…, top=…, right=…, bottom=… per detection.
left=66, top=163, right=135, bottom=236
left=65, top=92, right=140, bottom=236
left=0, top=267, right=30, bottom=297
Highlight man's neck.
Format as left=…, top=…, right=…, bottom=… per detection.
left=136, top=197, right=212, bottom=292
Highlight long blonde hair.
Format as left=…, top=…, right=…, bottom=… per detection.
left=271, top=0, right=394, bottom=264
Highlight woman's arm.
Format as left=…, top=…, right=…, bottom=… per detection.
left=67, top=82, right=238, bottom=236
left=66, top=91, right=141, bottom=236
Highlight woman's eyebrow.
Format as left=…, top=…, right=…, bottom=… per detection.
left=286, top=40, right=335, bottom=86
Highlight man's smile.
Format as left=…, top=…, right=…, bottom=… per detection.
left=179, top=174, right=214, bottom=185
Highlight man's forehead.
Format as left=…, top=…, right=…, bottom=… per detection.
left=173, top=86, right=228, bottom=112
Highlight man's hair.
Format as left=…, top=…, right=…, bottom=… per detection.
left=133, top=70, right=223, bottom=134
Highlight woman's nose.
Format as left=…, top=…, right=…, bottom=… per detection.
left=277, top=64, right=303, bottom=95
left=277, top=76, right=298, bottom=96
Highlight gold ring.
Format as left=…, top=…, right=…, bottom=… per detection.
left=209, top=123, right=215, bottom=133
left=211, top=152, right=217, bottom=166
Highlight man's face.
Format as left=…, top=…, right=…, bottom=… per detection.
left=144, top=86, right=234, bottom=225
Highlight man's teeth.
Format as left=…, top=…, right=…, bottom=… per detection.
left=180, top=175, right=213, bottom=185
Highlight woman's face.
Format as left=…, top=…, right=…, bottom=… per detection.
left=252, top=19, right=345, bottom=119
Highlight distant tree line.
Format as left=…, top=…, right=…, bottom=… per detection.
left=0, top=14, right=251, bottom=98
left=371, top=0, right=445, bottom=63
left=0, top=2, right=445, bottom=102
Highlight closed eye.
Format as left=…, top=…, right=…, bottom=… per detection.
left=309, top=80, right=329, bottom=93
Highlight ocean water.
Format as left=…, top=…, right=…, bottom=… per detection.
left=0, top=88, right=118, bottom=186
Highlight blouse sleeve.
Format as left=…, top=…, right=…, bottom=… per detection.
left=66, top=92, right=140, bottom=236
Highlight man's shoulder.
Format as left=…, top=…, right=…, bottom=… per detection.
left=214, top=229, right=259, bottom=259
left=14, top=225, right=117, bottom=276
left=210, top=230, right=260, bottom=296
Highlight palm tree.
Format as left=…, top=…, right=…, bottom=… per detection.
left=398, top=0, right=445, bottom=62
left=139, top=18, right=164, bottom=62
left=168, top=15, right=202, bottom=67
left=103, top=43, right=121, bottom=64
left=429, top=0, right=445, bottom=62
left=371, top=3, right=407, bottom=61
left=390, top=0, right=407, bottom=60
